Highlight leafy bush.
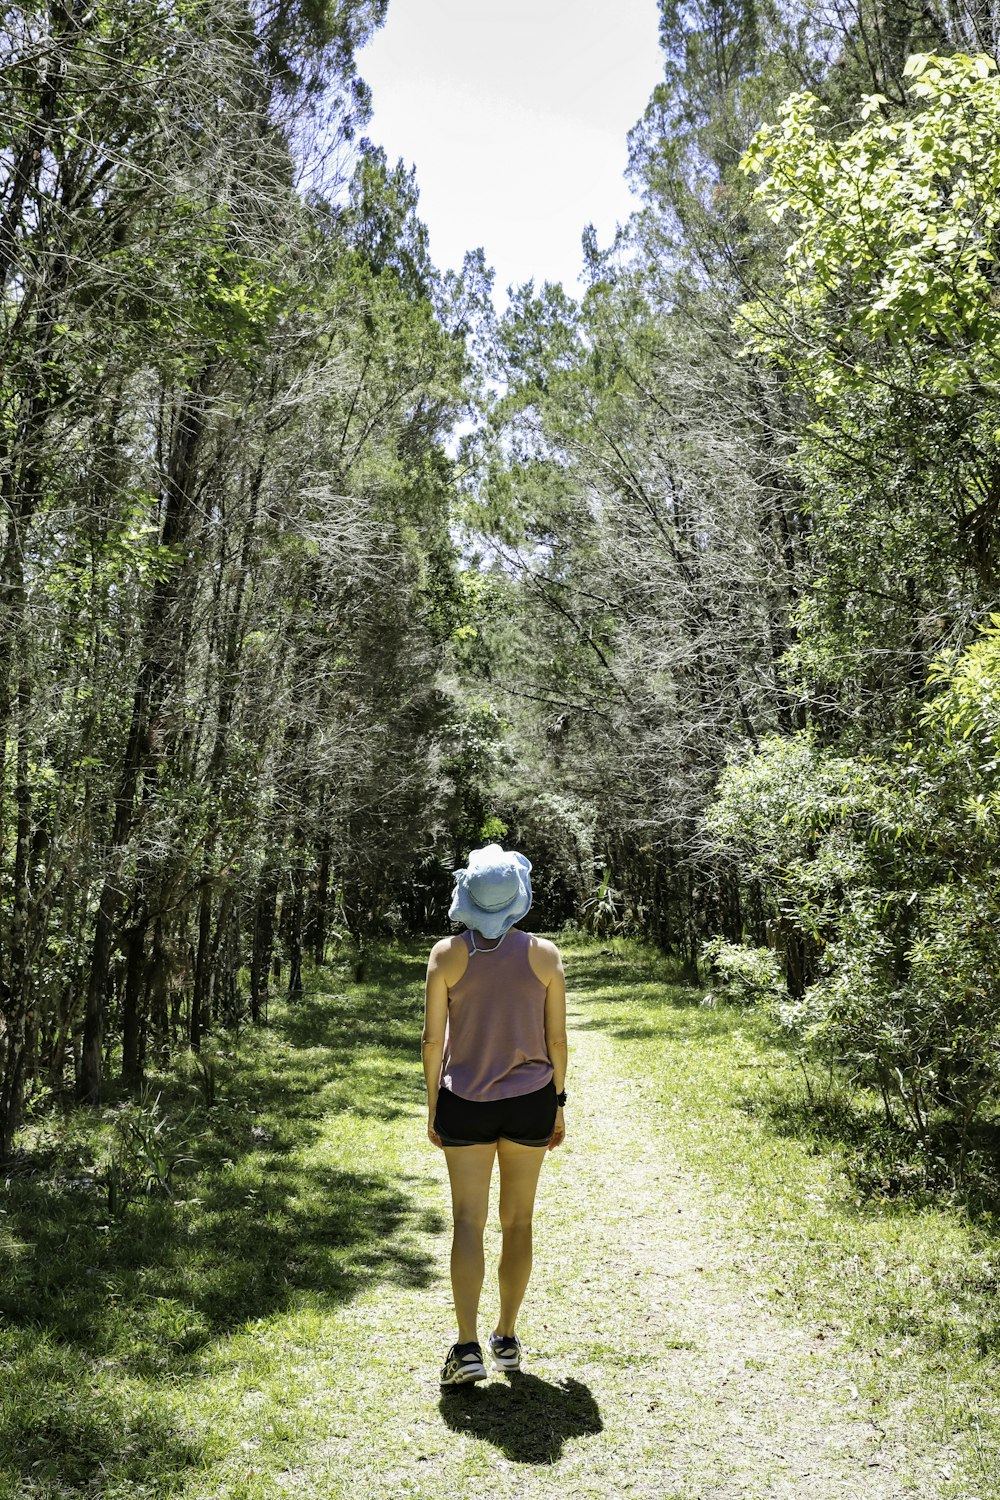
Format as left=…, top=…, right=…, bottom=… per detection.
left=701, top=937, right=784, bottom=1006
left=706, top=621, right=1000, bottom=1175
left=582, top=869, right=627, bottom=937
left=99, top=1092, right=199, bottom=1213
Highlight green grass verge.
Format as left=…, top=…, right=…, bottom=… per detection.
left=0, top=948, right=437, bottom=1499
left=2, top=937, right=999, bottom=1497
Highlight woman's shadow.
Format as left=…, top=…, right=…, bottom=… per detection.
left=439, top=1371, right=602, bottom=1463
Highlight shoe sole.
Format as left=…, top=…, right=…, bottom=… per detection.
left=490, top=1345, right=522, bottom=1372
left=441, top=1368, right=487, bottom=1386
left=440, top=1355, right=488, bottom=1385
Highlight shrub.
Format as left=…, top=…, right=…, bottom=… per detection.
left=706, top=620, right=1000, bottom=1176
left=701, top=937, right=784, bottom=1006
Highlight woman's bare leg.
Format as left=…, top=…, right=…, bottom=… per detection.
left=494, top=1138, right=547, bottom=1337
left=443, top=1143, right=497, bottom=1345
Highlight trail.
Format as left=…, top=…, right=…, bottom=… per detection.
left=212, top=973, right=950, bottom=1500
left=525, top=1016, right=942, bottom=1500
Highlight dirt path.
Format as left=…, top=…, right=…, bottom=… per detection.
left=256, top=984, right=948, bottom=1500
left=530, top=1016, right=944, bottom=1500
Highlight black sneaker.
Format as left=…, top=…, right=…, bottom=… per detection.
left=440, top=1341, right=487, bottom=1385
left=489, top=1332, right=523, bottom=1371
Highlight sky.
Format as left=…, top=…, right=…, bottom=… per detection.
left=357, top=0, right=663, bottom=301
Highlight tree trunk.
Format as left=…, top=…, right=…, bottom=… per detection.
left=0, top=676, right=33, bottom=1157
left=78, top=374, right=210, bottom=1103
left=120, top=922, right=147, bottom=1089
left=309, top=831, right=332, bottom=966
left=286, top=866, right=305, bottom=999
left=250, top=869, right=279, bottom=1024
left=191, top=877, right=213, bottom=1050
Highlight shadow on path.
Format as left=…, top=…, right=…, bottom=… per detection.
left=439, top=1373, right=602, bottom=1463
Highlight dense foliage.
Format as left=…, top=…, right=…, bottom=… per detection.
left=3, top=0, right=1000, bottom=1181
left=0, top=0, right=481, bottom=1149
left=454, top=6, right=1000, bottom=1178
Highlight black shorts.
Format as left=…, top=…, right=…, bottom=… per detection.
left=434, top=1080, right=557, bottom=1148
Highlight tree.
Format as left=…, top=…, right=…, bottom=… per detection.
left=0, top=0, right=478, bottom=1150
left=738, top=52, right=1000, bottom=720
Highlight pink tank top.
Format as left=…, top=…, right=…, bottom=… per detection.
left=441, top=929, right=553, bottom=1102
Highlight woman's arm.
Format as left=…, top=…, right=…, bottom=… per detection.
left=422, top=941, right=450, bottom=1148
left=542, top=943, right=567, bottom=1150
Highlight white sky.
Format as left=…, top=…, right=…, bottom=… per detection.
left=357, top=0, right=663, bottom=301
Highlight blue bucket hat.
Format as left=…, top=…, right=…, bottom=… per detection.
left=448, top=843, right=533, bottom=939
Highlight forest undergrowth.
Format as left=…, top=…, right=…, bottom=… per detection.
left=2, top=938, right=999, bottom=1499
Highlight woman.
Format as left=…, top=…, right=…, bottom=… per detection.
left=422, top=843, right=567, bottom=1385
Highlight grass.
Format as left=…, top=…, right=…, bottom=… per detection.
left=1, top=937, right=999, bottom=1497
left=570, top=938, right=1000, bottom=1497
left=1, top=949, right=437, bottom=1499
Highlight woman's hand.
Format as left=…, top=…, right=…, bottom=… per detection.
left=428, top=1115, right=443, bottom=1149
left=548, top=1107, right=565, bottom=1151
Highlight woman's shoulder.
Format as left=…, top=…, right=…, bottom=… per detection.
left=525, top=933, right=562, bottom=982
left=428, top=932, right=470, bottom=983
